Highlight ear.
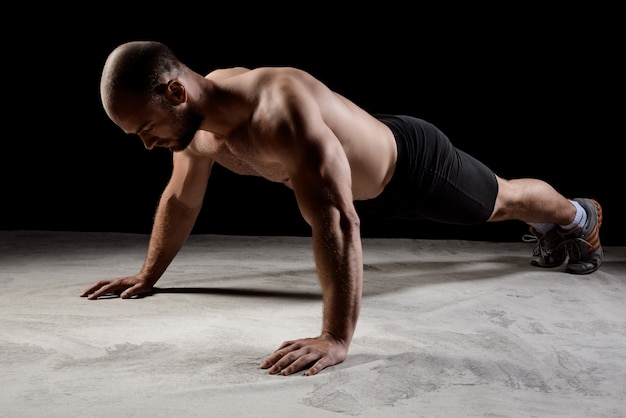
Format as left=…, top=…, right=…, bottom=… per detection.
left=164, top=80, right=186, bottom=105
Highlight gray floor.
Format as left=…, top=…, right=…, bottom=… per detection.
left=1, top=231, right=625, bottom=418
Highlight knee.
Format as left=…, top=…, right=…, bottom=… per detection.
left=489, top=177, right=521, bottom=221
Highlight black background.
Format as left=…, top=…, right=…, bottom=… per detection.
left=3, top=7, right=622, bottom=246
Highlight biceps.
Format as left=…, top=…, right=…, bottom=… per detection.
left=165, top=155, right=213, bottom=210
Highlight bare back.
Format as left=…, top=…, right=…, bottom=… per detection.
left=186, top=67, right=397, bottom=200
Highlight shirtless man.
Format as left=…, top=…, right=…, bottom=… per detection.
left=81, top=41, right=603, bottom=376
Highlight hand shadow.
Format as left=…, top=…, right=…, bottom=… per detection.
left=89, top=291, right=154, bottom=300
left=153, top=286, right=321, bottom=300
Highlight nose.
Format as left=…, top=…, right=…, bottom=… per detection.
left=139, top=133, right=158, bottom=150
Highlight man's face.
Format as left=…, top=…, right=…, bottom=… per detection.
left=109, top=93, right=202, bottom=152
left=161, top=99, right=203, bottom=152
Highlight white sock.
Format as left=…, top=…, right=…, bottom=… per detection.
left=559, top=200, right=586, bottom=231
left=528, top=200, right=586, bottom=234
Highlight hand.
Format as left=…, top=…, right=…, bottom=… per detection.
left=79, top=275, right=154, bottom=300
left=260, top=333, right=348, bottom=376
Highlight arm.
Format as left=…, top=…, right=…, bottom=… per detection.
left=258, top=77, right=363, bottom=376
left=291, top=132, right=363, bottom=373
left=80, top=149, right=213, bottom=299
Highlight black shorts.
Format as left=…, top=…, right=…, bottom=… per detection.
left=355, top=115, right=498, bottom=225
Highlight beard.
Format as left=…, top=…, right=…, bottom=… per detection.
left=168, top=105, right=204, bottom=152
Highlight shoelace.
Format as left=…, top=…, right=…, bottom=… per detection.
left=522, top=234, right=539, bottom=243
left=525, top=233, right=595, bottom=262
left=522, top=234, right=566, bottom=257
left=522, top=234, right=552, bottom=255
left=563, top=236, right=594, bottom=260
left=522, top=234, right=543, bottom=256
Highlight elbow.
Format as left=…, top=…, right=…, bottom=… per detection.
left=340, top=208, right=361, bottom=234
left=160, top=191, right=203, bottom=217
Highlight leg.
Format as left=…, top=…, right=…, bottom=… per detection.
left=488, top=177, right=576, bottom=224
left=490, top=176, right=603, bottom=274
left=370, top=116, right=602, bottom=274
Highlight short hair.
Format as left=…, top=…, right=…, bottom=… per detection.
left=100, top=41, right=184, bottom=105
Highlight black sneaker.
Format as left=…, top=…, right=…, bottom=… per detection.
left=558, top=198, right=603, bottom=274
left=523, top=226, right=567, bottom=268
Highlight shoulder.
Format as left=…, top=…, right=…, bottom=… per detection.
left=257, top=67, right=319, bottom=89
left=248, top=68, right=326, bottom=109
left=207, top=67, right=322, bottom=95
left=205, top=66, right=251, bottom=81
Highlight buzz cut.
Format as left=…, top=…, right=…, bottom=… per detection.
left=100, top=41, right=183, bottom=109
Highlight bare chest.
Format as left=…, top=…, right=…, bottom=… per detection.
left=207, top=134, right=290, bottom=184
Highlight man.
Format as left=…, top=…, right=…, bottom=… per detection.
left=81, top=41, right=603, bottom=376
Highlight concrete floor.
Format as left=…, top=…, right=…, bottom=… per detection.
left=1, top=230, right=625, bottom=417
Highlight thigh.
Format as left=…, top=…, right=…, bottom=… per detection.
left=418, top=147, right=498, bottom=224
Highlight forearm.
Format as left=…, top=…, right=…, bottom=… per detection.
left=139, top=193, right=201, bottom=284
left=312, top=217, right=363, bottom=346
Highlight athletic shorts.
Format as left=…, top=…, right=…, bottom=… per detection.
left=355, top=115, right=498, bottom=225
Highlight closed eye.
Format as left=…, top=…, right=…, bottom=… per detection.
left=129, top=122, right=153, bottom=136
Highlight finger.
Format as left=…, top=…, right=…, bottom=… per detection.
left=87, top=282, right=122, bottom=300
left=120, top=283, right=143, bottom=299
left=266, top=350, right=300, bottom=375
left=82, top=285, right=113, bottom=299
left=274, top=340, right=297, bottom=352
left=260, top=340, right=300, bottom=369
left=260, top=351, right=284, bottom=370
left=274, top=340, right=302, bottom=354
left=303, top=358, right=327, bottom=376
left=260, top=345, right=295, bottom=370
left=79, top=280, right=110, bottom=297
left=279, top=353, right=322, bottom=376
left=265, top=347, right=318, bottom=375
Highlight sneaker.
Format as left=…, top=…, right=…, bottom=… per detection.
left=558, top=198, right=603, bottom=274
left=523, top=226, right=567, bottom=268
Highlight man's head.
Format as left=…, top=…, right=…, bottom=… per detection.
left=100, top=41, right=202, bottom=152
left=100, top=41, right=181, bottom=119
